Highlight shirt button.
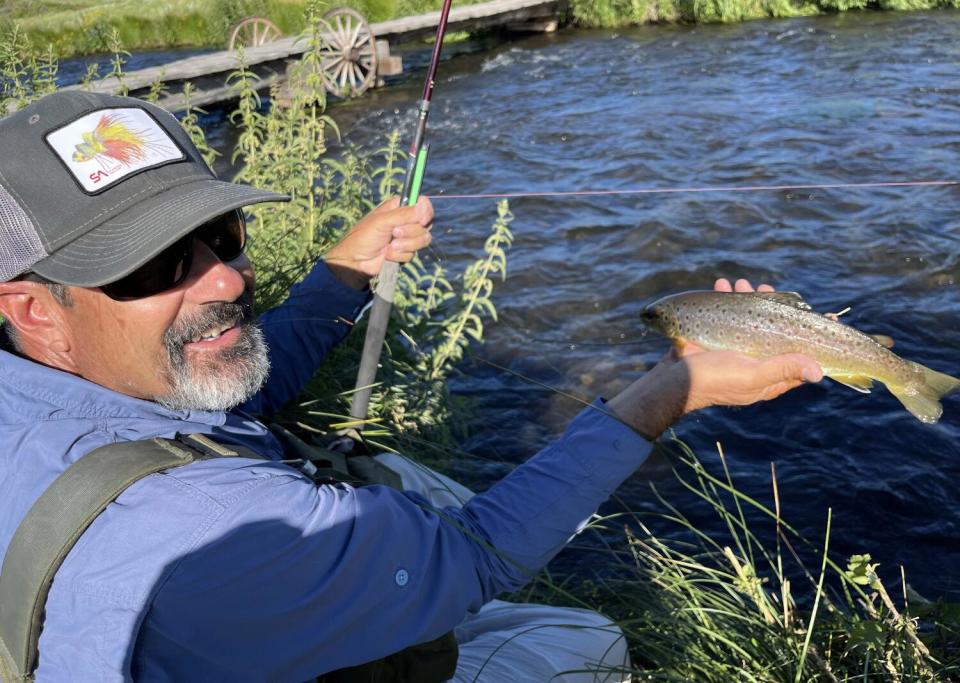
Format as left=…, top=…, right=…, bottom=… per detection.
left=394, top=568, right=409, bottom=587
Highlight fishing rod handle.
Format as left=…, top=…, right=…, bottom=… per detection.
left=348, top=262, right=399, bottom=421
left=348, top=146, right=430, bottom=421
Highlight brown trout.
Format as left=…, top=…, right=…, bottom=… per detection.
left=641, top=290, right=960, bottom=423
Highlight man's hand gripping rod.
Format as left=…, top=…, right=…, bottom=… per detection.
left=348, top=0, right=454, bottom=429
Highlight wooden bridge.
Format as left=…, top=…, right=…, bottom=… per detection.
left=66, top=0, right=566, bottom=112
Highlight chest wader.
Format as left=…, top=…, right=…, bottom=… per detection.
left=0, top=432, right=458, bottom=683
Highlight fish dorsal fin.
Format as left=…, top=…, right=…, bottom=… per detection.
left=829, top=373, right=875, bottom=394
left=749, top=291, right=813, bottom=311
left=869, top=334, right=895, bottom=349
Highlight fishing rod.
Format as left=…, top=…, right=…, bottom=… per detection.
left=348, top=0, right=455, bottom=426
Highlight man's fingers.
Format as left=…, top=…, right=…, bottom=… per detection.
left=716, top=278, right=776, bottom=293
left=414, top=195, right=434, bottom=224
left=387, top=230, right=433, bottom=260
left=763, top=353, right=823, bottom=384
left=371, top=201, right=434, bottom=236
left=391, top=223, right=432, bottom=240
left=374, top=196, right=402, bottom=213
left=714, top=278, right=733, bottom=292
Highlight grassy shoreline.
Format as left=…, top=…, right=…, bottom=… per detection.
left=3, top=0, right=960, bottom=58
left=0, top=0, right=488, bottom=58
left=571, top=0, right=958, bottom=27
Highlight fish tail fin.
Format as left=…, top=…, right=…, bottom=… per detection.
left=888, top=362, right=960, bottom=424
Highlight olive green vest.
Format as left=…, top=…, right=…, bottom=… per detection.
left=0, top=432, right=457, bottom=683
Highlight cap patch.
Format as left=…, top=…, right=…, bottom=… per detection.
left=45, top=107, right=185, bottom=194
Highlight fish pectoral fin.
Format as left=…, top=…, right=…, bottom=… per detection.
left=748, top=291, right=813, bottom=311
left=868, top=334, right=895, bottom=349
left=828, top=373, right=875, bottom=393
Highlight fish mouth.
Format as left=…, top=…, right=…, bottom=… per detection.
left=640, top=305, right=662, bottom=327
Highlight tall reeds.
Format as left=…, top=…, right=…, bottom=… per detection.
left=527, top=438, right=960, bottom=680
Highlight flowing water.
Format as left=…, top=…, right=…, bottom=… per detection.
left=332, top=10, right=960, bottom=597
left=64, top=11, right=960, bottom=596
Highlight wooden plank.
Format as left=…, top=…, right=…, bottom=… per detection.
left=155, top=73, right=283, bottom=112
left=66, top=0, right=563, bottom=96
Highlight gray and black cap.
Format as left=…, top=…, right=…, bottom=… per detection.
left=0, top=91, right=288, bottom=287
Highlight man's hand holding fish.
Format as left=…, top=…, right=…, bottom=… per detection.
left=607, top=278, right=824, bottom=441
left=639, top=277, right=960, bottom=425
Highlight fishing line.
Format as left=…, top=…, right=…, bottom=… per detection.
left=428, top=179, right=960, bottom=201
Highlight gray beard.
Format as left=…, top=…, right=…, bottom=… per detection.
left=157, top=294, right=270, bottom=412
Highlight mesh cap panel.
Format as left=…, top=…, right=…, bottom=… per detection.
left=0, top=184, right=47, bottom=282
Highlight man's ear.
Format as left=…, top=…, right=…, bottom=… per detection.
left=0, top=281, right=74, bottom=364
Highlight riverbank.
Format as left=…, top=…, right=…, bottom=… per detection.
left=572, top=0, right=959, bottom=26
left=0, top=0, right=489, bottom=58
left=4, top=0, right=960, bottom=57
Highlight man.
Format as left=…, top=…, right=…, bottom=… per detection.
left=0, top=91, right=822, bottom=681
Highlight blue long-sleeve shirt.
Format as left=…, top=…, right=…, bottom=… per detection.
left=0, top=261, right=652, bottom=681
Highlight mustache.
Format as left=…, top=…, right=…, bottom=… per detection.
left=164, top=290, right=256, bottom=349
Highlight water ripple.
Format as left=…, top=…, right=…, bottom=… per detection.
left=335, top=10, right=960, bottom=595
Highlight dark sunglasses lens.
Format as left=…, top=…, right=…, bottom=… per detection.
left=100, top=236, right=192, bottom=301
left=196, top=209, right=246, bottom=262
left=99, top=210, right=246, bottom=301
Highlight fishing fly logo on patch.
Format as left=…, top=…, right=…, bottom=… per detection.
left=46, top=107, right=184, bottom=193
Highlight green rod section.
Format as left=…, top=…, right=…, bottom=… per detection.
left=407, top=145, right=430, bottom=205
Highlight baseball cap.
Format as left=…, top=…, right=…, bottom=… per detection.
left=0, top=91, right=289, bottom=287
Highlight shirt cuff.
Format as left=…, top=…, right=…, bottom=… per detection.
left=295, top=260, right=372, bottom=321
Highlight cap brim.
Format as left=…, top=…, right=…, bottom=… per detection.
left=30, top=179, right=289, bottom=287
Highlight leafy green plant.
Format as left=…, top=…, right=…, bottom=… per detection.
left=0, top=23, right=58, bottom=112
left=203, top=8, right=511, bottom=445
left=817, top=0, right=870, bottom=12
left=179, top=83, right=221, bottom=168
left=522, top=437, right=960, bottom=680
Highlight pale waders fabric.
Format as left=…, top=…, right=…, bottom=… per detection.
left=376, top=453, right=633, bottom=683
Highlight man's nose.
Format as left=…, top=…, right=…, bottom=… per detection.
left=184, top=237, right=247, bottom=302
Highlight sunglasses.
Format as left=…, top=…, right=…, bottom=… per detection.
left=99, top=210, right=247, bottom=301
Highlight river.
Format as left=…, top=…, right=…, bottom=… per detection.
left=333, top=10, right=960, bottom=599
left=64, top=10, right=960, bottom=598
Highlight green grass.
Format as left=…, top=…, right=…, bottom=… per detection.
left=1, top=0, right=304, bottom=57
left=8, top=0, right=960, bottom=59
left=522, top=439, right=960, bottom=680
left=570, top=0, right=957, bottom=26
left=0, top=0, right=495, bottom=58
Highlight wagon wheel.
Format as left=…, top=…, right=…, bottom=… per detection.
left=317, top=7, right=378, bottom=98
left=228, top=17, right=283, bottom=51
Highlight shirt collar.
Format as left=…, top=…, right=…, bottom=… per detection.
left=0, top=349, right=227, bottom=427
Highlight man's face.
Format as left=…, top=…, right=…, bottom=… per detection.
left=58, top=236, right=270, bottom=412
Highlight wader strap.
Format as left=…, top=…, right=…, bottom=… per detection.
left=0, top=438, right=207, bottom=682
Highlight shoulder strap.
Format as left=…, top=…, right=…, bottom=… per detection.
left=0, top=438, right=205, bottom=682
